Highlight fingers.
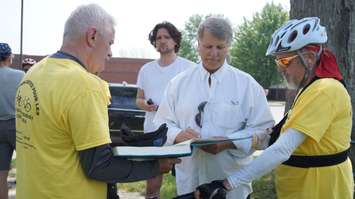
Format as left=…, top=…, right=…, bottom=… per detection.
left=146, top=104, right=158, bottom=112
left=175, top=128, right=200, bottom=143
left=184, top=128, right=200, bottom=138
left=210, top=136, right=227, bottom=140
left=252, top=135, right=258, bottom=149
left=200, top=144, right=220, bottom=154
left=169, top=158, right=182, bottom=164
left=252, top=130, right=271, bottom=150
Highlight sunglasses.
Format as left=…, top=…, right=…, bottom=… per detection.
left=194, top=101, right=207, bottom=128
left=275, top=54, right=299, bottom=69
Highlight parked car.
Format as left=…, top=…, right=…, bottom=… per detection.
left=108, top=83, right=145, bottom=145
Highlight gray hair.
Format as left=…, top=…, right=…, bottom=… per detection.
left=197, top=17, right=233, bottom=46
left=63, top=4, right=115, bottom=40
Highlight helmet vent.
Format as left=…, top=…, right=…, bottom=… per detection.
left=288, top=30, right=298, bottom=43
left=280, top=31, right=286, bottom=38
left=274, top=35, right=280, bottom=46
left=303, top=24, right=311, bottom=35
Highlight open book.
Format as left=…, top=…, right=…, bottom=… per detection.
left=112, top=136, right=252, bottom=159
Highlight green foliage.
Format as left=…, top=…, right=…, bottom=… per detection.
left=160, top=174, right=177, bottom=198
left=230, top=3, right=288, bottom=88
left=251, top=172, right=277, bottom=199
left=179, top=14, right=204, bottom=62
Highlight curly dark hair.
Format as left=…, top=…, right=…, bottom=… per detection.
left=148, top=21, right=181, bottom=53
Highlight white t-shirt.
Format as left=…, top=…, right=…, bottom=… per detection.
left=136, top=56, right=195, bottom=133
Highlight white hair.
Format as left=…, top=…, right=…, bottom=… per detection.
left=198, top=17, right=233, bottom=46
left=63, top=4, right=115, bottom=40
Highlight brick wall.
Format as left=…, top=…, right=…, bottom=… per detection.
left=11, top=54, right=152, bottom=84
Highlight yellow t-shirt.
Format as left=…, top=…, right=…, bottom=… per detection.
left=16, top=57, right=112, bottom=199
left=276, top=78, right=353, bottom=199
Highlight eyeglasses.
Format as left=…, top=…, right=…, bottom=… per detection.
left=275, top=54, right=299, bottom=69
left=195, top=101, right=207, bottom=128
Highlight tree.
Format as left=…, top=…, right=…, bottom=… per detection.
left=230, top=3, right=288, bottom=88
left=289, top=0, right=355, bottom=181
left=179, top=14, right=204, bottom=62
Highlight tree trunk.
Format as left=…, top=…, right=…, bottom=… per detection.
left=289, top=0, right=355, bottom=184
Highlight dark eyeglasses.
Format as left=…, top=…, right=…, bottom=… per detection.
left=195, top=101, right=207, bottom=128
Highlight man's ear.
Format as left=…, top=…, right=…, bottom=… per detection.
left=87, top=27, right=97, bottom=47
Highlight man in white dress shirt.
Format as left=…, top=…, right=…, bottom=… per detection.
left=154, top=17, right=274, bottom=199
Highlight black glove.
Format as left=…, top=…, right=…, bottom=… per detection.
left=120, top=123, right=167, bottom=146
left=197, top=180, right=227, bottom=199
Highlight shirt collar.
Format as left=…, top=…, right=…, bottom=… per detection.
left=198, top=60, right=228, bottom=84
left=51, top=51, right=87, bottom=70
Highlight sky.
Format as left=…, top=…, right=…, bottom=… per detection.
left=1, top=0, right=289, bottom=59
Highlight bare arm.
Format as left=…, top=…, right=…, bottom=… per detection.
left=136, top=88, right=157, bottom=112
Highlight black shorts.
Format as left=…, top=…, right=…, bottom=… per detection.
left=0, top=118, right=16, bottom=171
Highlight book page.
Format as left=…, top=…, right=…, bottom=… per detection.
left=191, top=136, right=252, bottom=147
left=112, top=136, right=252, bottom=159
left=113, top=140, right=193, bottom=158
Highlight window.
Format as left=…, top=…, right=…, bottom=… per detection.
left=109, top=86, right=138, bottom=110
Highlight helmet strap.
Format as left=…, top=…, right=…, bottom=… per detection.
left=296, top=50, right=318, bottom=89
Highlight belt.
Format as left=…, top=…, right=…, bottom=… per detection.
left=282, top=148, right=349, bottom=168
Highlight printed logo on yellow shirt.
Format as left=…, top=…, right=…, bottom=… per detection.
left=16, top=80, right=40, bottom=151
left=16, top=80, right=40, bottom=124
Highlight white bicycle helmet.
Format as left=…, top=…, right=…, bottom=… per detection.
left=266, top=17, right=327, bottom=56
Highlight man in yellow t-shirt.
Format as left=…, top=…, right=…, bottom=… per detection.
left=193, top=17, right=353, bottom=199
left=15, top=4, right=179, bottom=199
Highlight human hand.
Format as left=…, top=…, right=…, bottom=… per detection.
left=175, top=128, right=200, bottom=143
left=145, top=104, right=158, bottom=112
left=199, top=136, right=234, bottom=155
left=199, top=143, right=223, bottom=155
left=194, top=180, right=227, bottom=199
left=252, top=128, right=272, bottom=150
left=158, top=158, right=181, bottom=173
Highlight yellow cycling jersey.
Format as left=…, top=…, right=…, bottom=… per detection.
left=276, top=78, right=353, bottom=199
left=16, top=56, right=111, bottom=199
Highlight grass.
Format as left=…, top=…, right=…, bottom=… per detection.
left=251, top=172, right=276, bottom=199
left=118, top=174, right=177, bottom=198
left=118, top=172, right=276, bottom=199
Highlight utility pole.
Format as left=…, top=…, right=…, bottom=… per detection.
left=20, top=0, right=24, bottom=65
